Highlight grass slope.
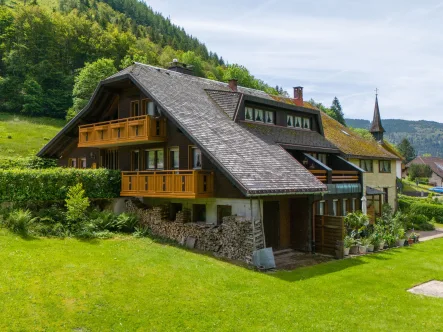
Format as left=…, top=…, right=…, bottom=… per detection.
left=0, top=113, right=64, bottom=157
left=1, top=230, right=443, bottom=331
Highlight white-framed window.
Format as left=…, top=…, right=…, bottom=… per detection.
left=68, top=158, right=77, bottom=168
left=318, top=200, right=325, bottom=216
left=144, top=149, right=164, bottom=170
left=303, top=117, right=311, bottom=129
left=78, top=157, right=87, bottom=169
left=265, top=110, right=274, bottom=124
left=332, top=199, right=338, bottom=216
left=245, top=107, right=253, bottom=121
left=170, top=147, right=179, bottom=169
left=254, top=109, right=264, bottom=122
left=192, top=147, right=202, bottom=169
left=294, top=116, right=302, bottom=128
left=287, top=115, right=294, bottom=127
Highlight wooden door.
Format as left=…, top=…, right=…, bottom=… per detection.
left=290, top=198, right=310, bottom=251
left=263, top=201, right=280, bottom=249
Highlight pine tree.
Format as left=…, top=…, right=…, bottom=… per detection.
left=330, top=97, right=346, bottom=126
left=397, top=138, right=416, bottom=163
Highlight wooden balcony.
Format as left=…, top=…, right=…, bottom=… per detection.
left=120, top=170, right=214, bottom=199
left=78, top=115, right=167, bottom=148
left=310, top=170, right=359, bottom=183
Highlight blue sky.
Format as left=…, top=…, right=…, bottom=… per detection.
left=147, top=0, right=443, bottom=121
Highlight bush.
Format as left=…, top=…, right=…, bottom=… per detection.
left=0, top=156, right=57, bottom=170
left=398, top=195, right=418, bottom=212
left=0, top=168, right=121, bottom=203
left=4, top=209, right=35, bottom=234
left=90, top=211, right=138, bottom=233
left=408, top=164, right=432, bottom=181
left=410, top=203, right=443, bottom=223
left=65, top=183, right=90, bottom=223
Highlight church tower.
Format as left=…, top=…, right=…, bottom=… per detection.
left=369, top=90, right=385, bottom=142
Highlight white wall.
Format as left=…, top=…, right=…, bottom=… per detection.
left=396, top=160, right=402, bottom=179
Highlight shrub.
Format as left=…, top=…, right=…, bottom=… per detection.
left=90, top=211, right=138, bottom=233
left=410, top=203, right=443, bottom=223
left=0, top=168, right=121, bottom=203
left=408, top=164, right=432, bottom=181
left=0, top=156, right=57, bottom=170
left=5, top=209, right=36, bottom=234
left=65, top=183, right=90, bottom=223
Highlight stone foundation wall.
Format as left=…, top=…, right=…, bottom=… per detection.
left=126, top=200, right=264, bottom=262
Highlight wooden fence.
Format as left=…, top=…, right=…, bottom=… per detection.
left=315, top=215, right=345, bottom=256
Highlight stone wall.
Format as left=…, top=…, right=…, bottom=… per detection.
left=126, top=200, right=264, bottom=262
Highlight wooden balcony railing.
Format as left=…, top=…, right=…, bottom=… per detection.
left=78, top=115, right=167, bottom=147
left=310, top=170, right=359, bottom=183
left=120, top=170, right=214, bottom=199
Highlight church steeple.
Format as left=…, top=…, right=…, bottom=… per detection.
left=369, top=89, right=385, bottom=141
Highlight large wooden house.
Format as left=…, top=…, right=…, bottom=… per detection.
left=38, top=63, right=393, bottom=256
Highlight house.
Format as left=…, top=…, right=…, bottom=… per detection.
left=38, top=62, right=365, bottom=257
left=404, top=156, right=443, bottom=186
left=320, top=94, right=401, bottom=220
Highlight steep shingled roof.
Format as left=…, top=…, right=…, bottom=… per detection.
left=205, top=90, right=242, bottom=119
left=320, top=112, right=398, bottom=160
left=40, top=63, right=327, bottom=196
left=407, top=156, right=443, bottom=179
left=369, top=95, right=385, bottom=133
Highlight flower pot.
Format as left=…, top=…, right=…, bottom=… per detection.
left=396, top=239, right=404, bottom=247
left=408, top=239, right=414, bottom=245
left=349, top=245, right=359, bottom=255
left=367, top=244, right=374, bottom=252
left=359, top=246, right=367, bottom=254
left=344, top=247, right=350, bottom=256
left=379, top=242, right=385, bottom=250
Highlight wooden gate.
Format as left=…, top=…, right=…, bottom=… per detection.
left=315, top=215, right=345, bottom=256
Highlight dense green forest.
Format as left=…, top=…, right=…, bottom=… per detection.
left=0, top=0, right=280, bottom=119
left=346, top=118, right=443, bottom=157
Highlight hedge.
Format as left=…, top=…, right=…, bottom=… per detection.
left=0, top=156, right=57, bottom=170
left=398, top=195, right=417, bottom=212
left=0, top=168, right=121, bottom=203
left=410, top=203, right=443, bottom=223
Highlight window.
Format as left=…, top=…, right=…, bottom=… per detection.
left=131, top=150, right=140, bottom=171
left=265, top=110, right=275, bottom=124
left=360, top=159, right=373, bottom=172
left=245, top=107, right=253, bottom=121
left=169, top=148, right=179, bottom=169
left=191, top=147, right=202, bottom=169
left=342, top=199, right=348, bottom=216
left=78, top=157, right=87, bottom=169
left=217, top=205, right=232, bottom=225
left=68, top=158, right=77, bottom=168
left=317, top=154, right=327, bottom=165
left=332, top=199, right=338, bottom=216
left=294, top=116, right=302, bottom=128
left=144, top=149, right=164, bottom=170
left=303, top=117, right=311, bottom=129
left=193, top=204, right=206, bottom=222
left=254, top=109, right=264, bottom=122
left=383, top=188, right=389, bottom=204
left=379, top=160, right=391, bottom=173
left=287, top=115, right=294, bottom=127
left=142, top=99, right=157, bottom=116
left=318, top=201, right=326, bottom=216
left=130, top=100, right=140, bottom=117
left=102, top=149, right=119, bottom=170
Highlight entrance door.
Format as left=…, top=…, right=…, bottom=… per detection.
left=290, top=198, right=310, bottom=251
left=263, top=201, right=280, bottom=249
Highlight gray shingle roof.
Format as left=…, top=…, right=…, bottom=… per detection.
left=205, top=90, right=241, bottom=119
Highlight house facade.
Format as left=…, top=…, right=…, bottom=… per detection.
left=38, top=63, right=391, bottom=257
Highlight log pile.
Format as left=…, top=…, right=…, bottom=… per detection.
left=175, top=208, right=191, bottom=223
left=126, top=200, right=264, bottom=262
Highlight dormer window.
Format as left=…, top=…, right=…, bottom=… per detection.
left=245, top=107, right=253, bottom=120
left=287, top=115, right=294, bottom=127
left=295, top=116, right=302, bottom=128
left=254, top=109, right=263, bottom=122
left=245, top=107, right=275, bottom=124
left=265, top=111, right=274, bottom=124
left=303, top=118, right=311, bottom=129
left=287, top=114, right=311, bottom=130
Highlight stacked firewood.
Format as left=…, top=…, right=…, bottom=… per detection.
left=175, top=208, right=191, bottom=223
left=125, top=200, right=265, bottom=262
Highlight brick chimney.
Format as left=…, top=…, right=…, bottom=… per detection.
left=293, top=86, right=304, bottom=106
left=228, top=79, right=238, bottom=92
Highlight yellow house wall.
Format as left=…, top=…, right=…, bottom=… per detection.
left=349, top=158, right=398, bottom=210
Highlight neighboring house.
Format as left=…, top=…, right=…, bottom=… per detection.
left=404, top=156, right=443, bottom=186
left=38, top=62, right=365, bottom=255
left=320, top=94, right=401, bottom=219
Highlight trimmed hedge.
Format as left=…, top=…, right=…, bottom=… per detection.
left=0, top=156, right=57, bottom=169
left=398, top=195, right=417, bottom=212
left=0, top=168, right=121, bottom=202
left=410, top=203, right=443, bottom=223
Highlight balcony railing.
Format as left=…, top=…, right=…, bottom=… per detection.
left=78, top=115, right=167, bottom=147
left=310, top=170, right=359, bottom=183
left=120, top=170, right=214, bottom=199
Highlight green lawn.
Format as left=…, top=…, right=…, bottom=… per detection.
left=1, top=230, right=443, bottom=330
left=0, top=112, right=64, bottom=157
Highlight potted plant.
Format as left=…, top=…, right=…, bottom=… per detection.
left=367, top=235, right=376, bottom=252
left=410, top=231, right=420, bottom=243
left=396, top=228, right=406, bottom=247
left=407, top=233, right=414, bottom=245
left=383, top=233, right=395, bottom=248
left=343, top=236, right=354, bottom=256
left=359, top=238, right=370, bottom=254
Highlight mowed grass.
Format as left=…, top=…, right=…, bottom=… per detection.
left=1, top=230, right=443, bottom=331
left=0, top=113, right=64, bottom=157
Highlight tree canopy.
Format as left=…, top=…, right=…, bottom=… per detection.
left=397, top=138, right=416, bottom=163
